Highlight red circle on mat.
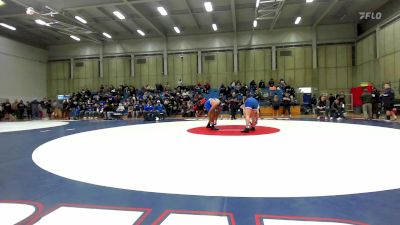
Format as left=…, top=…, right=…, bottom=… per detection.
left=187, top=125, right=280, bottom=136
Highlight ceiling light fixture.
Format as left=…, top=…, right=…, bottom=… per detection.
left=26, top=7, right=36, bottom=15
left=173, top=26, right=181, bottom=34
left=0, top=0, right=6, bottom=7
left=0, top=23, right=16, bottom=31
left=253, top=20, right=258, bottom=28
left=35, top=19, right=50, bottom=26
left=256, top=0, right=260, bottom=8
left=113, top=11, right=125, bottom=20
left=75, top=16, right=87, bottom=24
left=306, top=0, right=314, bottom=3
left=102, top=32, right=112, bottom=39
left=70, top=35, right=80, bottom=41
left=212, top=23, right=217, bottom=31
left=295, top=16, right=302, bottom=24
left=137, top=29, right=145, bottom=36
left=157, top=6, right=168, bottom=16
left=204, top=2, right=213, bottom=12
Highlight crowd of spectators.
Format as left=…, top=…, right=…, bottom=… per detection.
left=2, top=78, right=395, bottom=122
left=0, top=78, right=298, bottom=121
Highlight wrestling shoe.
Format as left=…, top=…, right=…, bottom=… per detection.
left=241, top=127, right=250, bottom=133
left=250, top=127, right=256, bottom=131
left=210, top=126, right=219, bottom=130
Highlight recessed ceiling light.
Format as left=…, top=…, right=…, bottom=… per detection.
left=253, top=20, right=258, bottom=28
left=0, top=23, right=16, bottom=31
left=256, top=0, right=260, bottom=8
left=102, top=32, right=112, bottom=39
left=157, top=6, right=168, bottom=16
left=204, top=2, right=213, bottom=12
left=113, top=11, right=125, bottom=20
left=0, top=0, right=6, bottom=7
left=70, top=35, right=80, bottom=41
left=35, top=19, right=50, bottom=26
left=75, top=16, right=87, bottom=24
left=173, top=26, right=180, bottom=34
left=137, top=29, right=145, bottom=36
left=295, top=16, right=302, bottom=24
left=306, top=0, right=314, bottom=3
left=212, top=23, right=217, bottom=31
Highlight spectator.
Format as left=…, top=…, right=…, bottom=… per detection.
left=316, top=95, right=329, bottom=120
left=0, top=103, right=3, bottom=120
left=16, top=100, right=26, bottom=120
left=272, top=94, right=280, bottom=118
left=279, top=79, right=286, bottom=90
left=371, top=88, right=381, bottom=119
left=330, top=98, right=345, bottom=120
left=259, top=80, right=266, bottom=89
left=268, top=78, right=275, bottom=87
left=328, top=94, right=336, bottom=107
left=154, top=100, right=166, bottom=120
left=336, top=91, right=346, bottom=105
left=381, top=83, right=396, bottom=121
left=250, top=80, right=256, bottom=90
left=31, top=99, right=40, bottom=120
left=26, top=101, right=32, bottom=120
left=116, top=103, right=125, bottom=113
left=228, top=93, right=239, bottom=120
left=177, top=79, right=183, bottom=89
left=2, top=99, right=13, bottom=120
left=103, top=103, right=114, bottom=120
left=281, top=92, right=292, bottom=117
left=360, top=88, right=373, bottom=120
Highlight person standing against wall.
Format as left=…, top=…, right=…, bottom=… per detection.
left=371, top=87, right=381, bottom=119
left=360, top=88, right=373, bottom=120
left=380, top=83, right=397, bottom=121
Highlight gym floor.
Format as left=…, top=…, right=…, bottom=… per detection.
left=1, top=118, right=400, bottom=225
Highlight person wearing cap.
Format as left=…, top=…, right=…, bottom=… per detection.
left=204, top=98, right=221, bottom=130
left=241, top=95, right=260, bottom=133
left=154, top=100, right=166, bottom=120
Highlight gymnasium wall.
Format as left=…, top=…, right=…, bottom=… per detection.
left=0, top=35, right=48, bottom=101
left=356, top=18, right=400, bottom=92
left=46, top=24, right=357, bottom=97
left=317, top=44, right=354, bottom=95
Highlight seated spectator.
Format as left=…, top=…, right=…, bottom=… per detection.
left=250, top=80, right=256, bottom=90
left=328, top=94, right=335, bottom=107
left=281, top=92, right=292, bottom=117
left=268, top=78, right=275, bottom=87
left=316, top=95, right=329, bottom=120
left=143, top=101, right=156, bottom=121
left=279, top=79, right=286, bottom=90
left=103, top=103, right=114, bottom=120
left=330, top=98, right=345, bottom=120
left=336, top=91, right=346, bottom=105
left=259, top=80, right=266, bottom=89
left=116, top=103, right=125, bottom=113
left=154, top=100, right=166, bottom=120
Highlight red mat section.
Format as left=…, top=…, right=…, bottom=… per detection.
left=187, top=125, right=280, bottom=136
